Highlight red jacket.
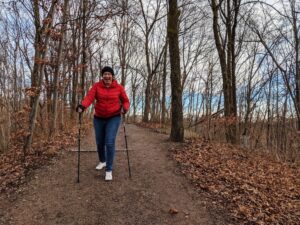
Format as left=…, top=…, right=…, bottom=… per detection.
left=81, top=80, right=130, bottom=118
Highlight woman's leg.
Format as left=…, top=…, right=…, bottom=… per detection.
left=93, top=117, right=106, bottom=163
left=105, top=116, right=121, bottom=171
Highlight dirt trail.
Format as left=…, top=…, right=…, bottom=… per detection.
left=0, top=124, right=224, bottom=225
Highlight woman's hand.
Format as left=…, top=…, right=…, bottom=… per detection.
left=76, top=104, right=85, bottom=113
left=121, top=108, right=127, bottom=114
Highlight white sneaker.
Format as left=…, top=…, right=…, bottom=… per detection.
left=95, top=162, right=106, bottom=170
left=105, top=171, right=113, bottom=181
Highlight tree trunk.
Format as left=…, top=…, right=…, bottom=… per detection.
left=161, top=41, right=167, bottom=124
left=142, top=34, right=153, bottom=122
left=168, top=0, right=184, bottom=142
left=80, top=0, right=87, bottom=99
left=291, top=1, right=300, bottom=130
left=50, top=0, right=69, bottom=136
left=70, top=20, right=80, bottom=119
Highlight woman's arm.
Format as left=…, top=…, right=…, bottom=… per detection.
left=120, top=86, right=130, bottom=112
left=81, top=83, right=97, bottom=109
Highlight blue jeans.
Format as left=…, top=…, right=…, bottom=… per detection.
left=93, top=116, right=121, bottom=171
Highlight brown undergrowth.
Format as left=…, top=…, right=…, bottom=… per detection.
left=170, top=138, right=300, bottom=224
left=136, top=122, right=169, bottom=134
left=0, top=122, right=89, bottom=194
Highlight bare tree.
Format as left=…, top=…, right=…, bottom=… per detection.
left=249, top=0, right=300, bottom=131
left=113, top=0, right=133, bottom=86
left=23, top=0, right=58, bottom=155
left=135, top=0, right=166, bottom=122
left=210, top=0, right=242, bottom=144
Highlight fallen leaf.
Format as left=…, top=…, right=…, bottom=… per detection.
left=169, top=207, right=179, bottom=214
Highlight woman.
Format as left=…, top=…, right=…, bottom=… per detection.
left=76, top=66, right=130, bottom=181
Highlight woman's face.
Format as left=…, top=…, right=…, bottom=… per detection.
left=102, top=72, right=113, bottom=86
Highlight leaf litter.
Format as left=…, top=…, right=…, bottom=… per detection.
left=0, top=125, right=84, bottom=194
left=170, top=138, right=300, bottom=224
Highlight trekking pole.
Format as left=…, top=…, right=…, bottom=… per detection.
left=122, top=115, right=132, bottom=178
left=77, top=112, right=82, bottom=183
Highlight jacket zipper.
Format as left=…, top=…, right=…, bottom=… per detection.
left=106, top=86, right=109, bottom=115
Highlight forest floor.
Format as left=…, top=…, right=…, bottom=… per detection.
left=0, top=123, right=299, bottom=225
left=0, top=123, right=229, bottom=225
